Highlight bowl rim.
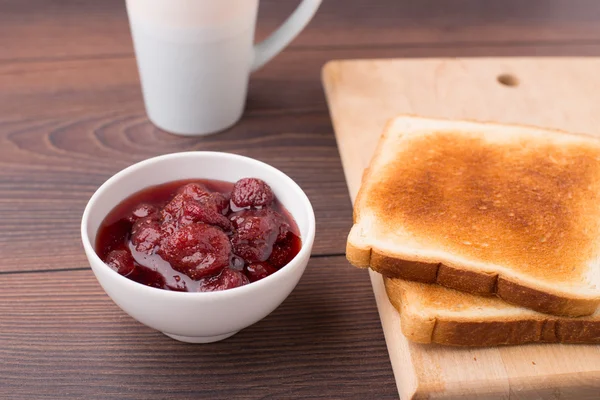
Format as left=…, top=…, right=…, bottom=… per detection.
left=80, top=151, right=316, bottom=299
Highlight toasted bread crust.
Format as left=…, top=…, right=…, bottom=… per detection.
left=437, top=265, right=496, bottom=296
left=384, top=277, right=600, bottom=346
left=432, top=320, right=543, bottom=346
left=496, top=278, right=596, bottom=318
left=432, top=318, right=600, bottom=346
left=352, top=117, right=399, bottom=225
left=345, top=239, right=372, bottom=269
left=362, top=249, right=599, bottom=317
left=349, top=116, right=600, bottom=318
left=371, top=250, right=438, bottom=282
left=401, top=315, right=600, bottom=346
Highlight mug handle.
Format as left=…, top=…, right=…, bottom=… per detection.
left=251, top=0, right=322, bottom=72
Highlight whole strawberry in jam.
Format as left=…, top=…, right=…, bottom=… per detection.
left=127, top=203, right=158, bottom=223
left=162, top=190, right=231, bottom=232
left=229, top=208, right=289, bottom=263
left=268, top=233, right=302, bottom=268
left=96, top=178, right=301, bottom=292
left=245, top=262, right=277, bottom=282
left=231, top=178, right=274, bottom=208
left=177, top=182, right=210, bottom=200
left=158, top=223, right=231, bottom=280
left=105, top=249, right=135, bottom=276
left=131, top=215, right=162, bottom=254
left=199, top=268, right=249, bottom=291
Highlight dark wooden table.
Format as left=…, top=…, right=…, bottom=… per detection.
left=1, top=1, right=599, bottom=398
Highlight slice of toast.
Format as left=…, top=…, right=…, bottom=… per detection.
left=384, top=277, right=600, bottom=346
left=348, top=116, right=600, bottom=317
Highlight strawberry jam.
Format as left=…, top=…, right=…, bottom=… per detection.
left=95, top=179, right=301, bottom=292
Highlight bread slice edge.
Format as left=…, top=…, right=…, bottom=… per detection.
left=349, top=115, right=600, bottom=317
left=349, top=235, right=600, bottom=317
left=384, top=277, right=600, bottom=346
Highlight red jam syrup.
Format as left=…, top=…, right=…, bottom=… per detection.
left=95, top=178, right=302, bottom=292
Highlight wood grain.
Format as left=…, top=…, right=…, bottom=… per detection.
left=0, top=111, right=352, bottom=272
left=4, top=0, right=600, bottom=398
left=4, top=44, right=600, bottom=122
left=0, top=256, right=396, bottom=400
left=11, top=48, right=598, bottom=273
left=4, top=0, right=600, bottom=61
left=323, top=57, right=600, bottom=399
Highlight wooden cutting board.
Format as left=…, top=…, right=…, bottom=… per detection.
left=322, top=58, right=600, bottom=400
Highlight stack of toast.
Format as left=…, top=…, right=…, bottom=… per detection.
left=346, top=116, right=600, bottom=346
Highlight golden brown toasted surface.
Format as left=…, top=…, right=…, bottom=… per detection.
left=387, top=277, right=514, bottom=313
left=366, top=131, right=600, bottom=284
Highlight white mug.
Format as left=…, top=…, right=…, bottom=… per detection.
left=125, top=0, right=322, bottom=136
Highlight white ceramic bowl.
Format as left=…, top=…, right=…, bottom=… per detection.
left=81, top=152, right=315, bottom=343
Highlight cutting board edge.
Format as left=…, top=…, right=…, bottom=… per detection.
left=322, top=56, right=600, bottom=400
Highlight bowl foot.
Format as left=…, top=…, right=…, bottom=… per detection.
left=162, top=331, right=239, bottom=343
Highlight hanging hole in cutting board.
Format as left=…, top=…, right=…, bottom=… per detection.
left=497, top=74, right=519, bottom=87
